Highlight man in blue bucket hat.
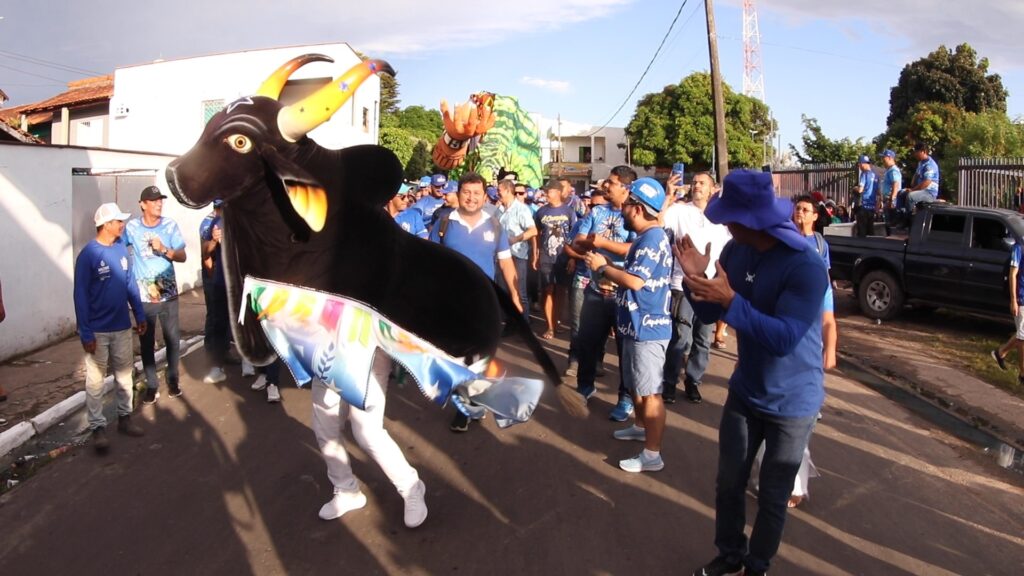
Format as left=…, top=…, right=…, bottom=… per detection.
left=678, top=170, right=828, bottom=576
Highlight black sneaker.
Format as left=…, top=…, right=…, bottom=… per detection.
left=168, top=381, right=182, bottom=398
left=692, top=556, right=743, bottom=576
left=662, top=386, right=677, bottom=404
left=684, top=382, right=703, bottom=404
left=991, top=350, right=1007, bottom=371
left=92, top=427, right=110, bottom=453
left=449, top=412, right=470, bottom=433
left=117, top=415, right=145, bottom=437
left=142, top=387, right=158, bottom=405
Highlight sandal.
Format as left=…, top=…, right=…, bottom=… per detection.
left=788, top=495, right=804, bottom=508
left=712, top=339, right=727, bottom=350
left=541, top=330, right=555, bottom=340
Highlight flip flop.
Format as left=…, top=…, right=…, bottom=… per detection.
left=712, top=339, right=727, bottom=350
left=788, top=495, right=804, bottom=508
left=541, top=330, right=555, bottom=340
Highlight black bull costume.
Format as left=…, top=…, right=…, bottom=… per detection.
left=166, top=54, right=560, bottom=421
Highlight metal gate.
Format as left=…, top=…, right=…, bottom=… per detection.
left=957, top=157, right=1024, bottom=209
left=773, top=162, right=856, bottom=206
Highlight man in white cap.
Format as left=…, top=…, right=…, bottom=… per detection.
left=73, top=202, right=148, bottom=453
left=678, top=170, right=828, bottom=576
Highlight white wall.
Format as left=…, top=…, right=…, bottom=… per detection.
left=108, top=43, right=381, bottom=155
left=0, top=142, right=206, bottom=362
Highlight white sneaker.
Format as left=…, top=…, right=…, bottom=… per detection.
left=403, top=480, right=428, bottom=528
left=203, top=366, right=226, bottom=384
left=266, top=384, right=281, bottom=403
left=241, top=360, right=256, bottom=377
left=619, top=451, right=665, bottom=473
left=251, top=375, right=267, bottom=391
left=612, top=425, right=646, bottom=441
left=318, top=490, right=367, bottom=520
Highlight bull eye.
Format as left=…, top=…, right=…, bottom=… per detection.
left=226, top=134, right=253, bottom=154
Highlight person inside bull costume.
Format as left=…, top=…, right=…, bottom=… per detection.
left=165, top=54, right=562, bottom=527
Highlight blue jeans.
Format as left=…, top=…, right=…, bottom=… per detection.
left=714, top=392, right=817, bottom=574
left=567, top=277, right=586, bottom=364
left=140, top=299, right=181, bottom=390
left=662, top=290, right=714, bottom=394
left=498, top=257, right=531, bottom=321
left=576, top=289, right=625, bottom=400
left=203, top=280, right=230, bottom=366
left=907, top=190, right=937, bottom=206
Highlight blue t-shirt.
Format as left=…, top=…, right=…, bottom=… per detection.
left=429, top=211, right=511, bottom=280
left=881, top=165, right=902, bottom=203
left=73, top=240, right=146, bottom=343
left=914, top=157, right=940, bottom=198
left=534, top=204, right=577, bottom=267
left=616, top=227, right=672, bottom=341
left=859, top=169, right=878, bottom=210
left=1012, top=244, right=1024, bottom=306
left=394, top=209, right=428, bottom=239
left=692, top=240, right=829, bottom=418
left=412, top=195, right=445, bottom=228
left=803, top=232, right=834, bottom=313
left=125, top=217, right=185, bottom=303
left=498, top=200, right=536, bottom=260
left=577, top=204, right=635, bottom=293
left=199, top=212, right=225, bottom=287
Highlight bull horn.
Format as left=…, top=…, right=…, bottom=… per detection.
left=277, top=58, right=396, bottom=142
left=255, top=53, right=335, bottom=100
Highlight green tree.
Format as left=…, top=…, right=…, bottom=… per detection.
left=405, top=140, right=432, bottom=180
left=378, top=114, right=414, bottom=168
left=396, top=106, right=443, bottom=142
left=356, top=50, right=400, bottom=115
left=789, top=115, right=874, bottom=164
left=887, top=43, right=1007, bottom=127
left=626, top=72, right=774, bottom=171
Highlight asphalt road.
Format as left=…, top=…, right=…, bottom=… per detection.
left=0, top=323, right=1021, bottom=576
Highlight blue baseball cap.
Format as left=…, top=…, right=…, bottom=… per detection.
left=880, top=149, right=896, bottom=159
left=858, top=154, right=871, bottom=164
left=443, top=181, right=458, bottom=195
left=418, top=175, right=431, bottom=188
left=629, top=177, right=666, bottom=215
left=431, top=174, right=448, bottom=187
left=212, top=198, right=224, bottom=208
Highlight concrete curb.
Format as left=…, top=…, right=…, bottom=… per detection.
left=0, top=335, right=205, bottom=458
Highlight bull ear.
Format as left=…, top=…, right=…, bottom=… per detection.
left=335, top=145, right=405, bottom=207
left=260, top=144, right=328, bottom=232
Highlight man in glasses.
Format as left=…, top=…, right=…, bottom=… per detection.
left=585, top=178, right=672, bottom=473
left=496, top=179, right=537, bottom=319
left=412, top=173, right=449, bottom=229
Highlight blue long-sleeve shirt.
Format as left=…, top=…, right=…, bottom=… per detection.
left=74, top=240, right=146, bottom=343
left=691, top=239, right=828, bottom=417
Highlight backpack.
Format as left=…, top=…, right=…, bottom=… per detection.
left=812, top=231, right=825, bottom=257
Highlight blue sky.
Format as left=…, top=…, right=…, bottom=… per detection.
left=2, top=0, right=1022, bottom=160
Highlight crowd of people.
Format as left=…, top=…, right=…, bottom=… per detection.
left=72, top=163, right=839, bottom=575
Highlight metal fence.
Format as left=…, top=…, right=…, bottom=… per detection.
left=957, top=157, right=1024, bottom=209
left=773, top=162, right=857, bottom=206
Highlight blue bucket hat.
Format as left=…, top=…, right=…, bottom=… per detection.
left=705, top=170, right=805, bottom=251
left=629, top=177, right=666, bottom=215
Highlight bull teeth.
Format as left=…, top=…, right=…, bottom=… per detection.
left=287, top=183, right=328, bottom=232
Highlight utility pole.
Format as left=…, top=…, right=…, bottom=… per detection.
left=705, top=0, right=729, bottom=179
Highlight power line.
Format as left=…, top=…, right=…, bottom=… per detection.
left=0, top=48, right=103, bottom=76
left=582, top=0, right=690, bottom=137
left=0, top=62, right=69, bottom=83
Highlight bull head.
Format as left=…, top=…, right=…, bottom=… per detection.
left=166, top=54, right=395, bottom=234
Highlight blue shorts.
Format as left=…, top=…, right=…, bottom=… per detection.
left=621, top=338, right=667, bottom=397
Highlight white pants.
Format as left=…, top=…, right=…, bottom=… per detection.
left=84, top=329, right=135, bottom=430
left=311, top=352, right=419, bottom=497
left=752, top=443, right=818, bottom=498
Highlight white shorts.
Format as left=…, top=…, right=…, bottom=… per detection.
left=1015, top=308, right=1024, bottom=340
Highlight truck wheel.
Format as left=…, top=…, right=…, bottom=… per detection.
left=858, top=270, right=904, bottom=320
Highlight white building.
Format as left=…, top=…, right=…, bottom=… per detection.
left=109, top=43, right=381, bottom=154
left=532, top=114, right=650, bottom=189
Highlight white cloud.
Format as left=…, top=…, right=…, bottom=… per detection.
left=728, top=0, right=1024, bottom=71
left=520, top=76, right=571, bottom=94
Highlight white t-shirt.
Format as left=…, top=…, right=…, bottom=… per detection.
left=661, top=202, right=732, bottom=291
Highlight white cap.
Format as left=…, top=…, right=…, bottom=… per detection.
left=94, top=202, right=131, bottom=226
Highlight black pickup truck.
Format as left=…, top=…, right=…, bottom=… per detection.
left=827, top=204, right=1024, bottom=320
